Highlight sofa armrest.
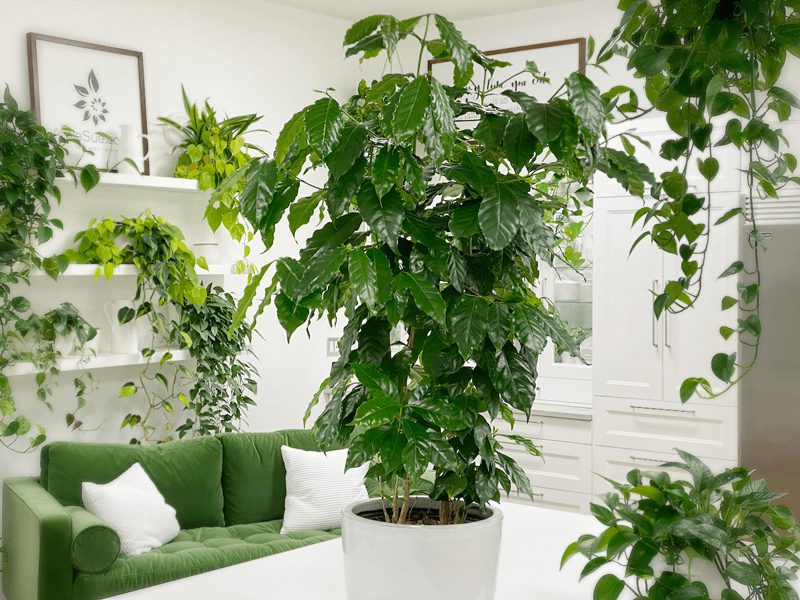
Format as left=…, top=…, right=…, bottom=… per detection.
left=2, top=477, right=72, bottom=600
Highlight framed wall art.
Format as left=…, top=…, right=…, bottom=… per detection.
left=27, top=33, right=150, bottom=174
left=429, top=38, right=586, bottom=123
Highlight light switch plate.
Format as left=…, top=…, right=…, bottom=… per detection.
left=326, top=337, right=340, bottom=357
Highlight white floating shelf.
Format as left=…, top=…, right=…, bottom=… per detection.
left=56, top=172, right=209, bottom=194
left=31, top=264, right=236, bottom=277
left=5, top=349, right=191, bottom=377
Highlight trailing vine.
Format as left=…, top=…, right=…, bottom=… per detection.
left=0, top=86, right=99, bottom=451
left=64, top=214, right=256, bottom=443
left=595, top=0, right=800, bottom=400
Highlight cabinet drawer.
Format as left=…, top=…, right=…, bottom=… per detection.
left=593, top=446, right=738, bottom=496
left=593, top=397, right=738, bottom=460
left=501, top=440, right=592, bottom=494
left=503, top=487, right=591, bottom=514
left=495, top=413, right=592, bottom=446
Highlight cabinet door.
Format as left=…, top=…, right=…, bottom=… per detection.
left=593, top=196, right=664, bottom=400
left=501, top=439, right=592, bottom=494
left=502, top=488, right=591, bottom=514
left=663, top=196, right=741, bottom=406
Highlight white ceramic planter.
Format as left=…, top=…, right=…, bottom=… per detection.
left=342, top=497, right=503, bottom=600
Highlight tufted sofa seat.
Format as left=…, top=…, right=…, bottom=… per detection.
left=2, top=429, right=338, bottom=600
left=73, top=520, right=340, bottom=599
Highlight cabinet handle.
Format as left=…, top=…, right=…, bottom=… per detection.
left=651, top=280, right=659, bottom=348
left=664, top=310, right=671, bottom=348
left=630, top=404, right=696, bottom=415
left=531, top=492, right=545, bottom=498
left=629, top=455, right=666, bottom=464
left=528, top=420, right=544, bottom=426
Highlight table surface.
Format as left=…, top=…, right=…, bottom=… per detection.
left=113, top=501, right=619, bottom=599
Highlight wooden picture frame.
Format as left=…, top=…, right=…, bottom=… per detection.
left=27, top=33, right=150, bottom=175
left=429, top=37, right=587, bottom=122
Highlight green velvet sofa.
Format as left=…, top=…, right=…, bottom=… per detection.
left=2, top=429, right=340, bottom=600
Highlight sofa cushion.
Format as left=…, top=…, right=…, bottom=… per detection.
left=41, top=437, right=223, bottom=529
left=72, top=520, right=340, bottom=600
left=66, top=506, right=121, bottom=573
left=219, top=430, right=319, bottom=525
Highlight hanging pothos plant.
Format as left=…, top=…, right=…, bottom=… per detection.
left=159, top=87, right=267, bottom=275
left=64, top=213, right=256, bottom=443
left=0, top=86, right=100, bottom=452
left=229, top=14, right=613, bottom=523
left=594, top=0, right=800, bottom=400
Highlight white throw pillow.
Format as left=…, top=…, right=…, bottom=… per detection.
left=82, top=463, right=180, bottom=556
left=280, top=446, right=369, bottom=534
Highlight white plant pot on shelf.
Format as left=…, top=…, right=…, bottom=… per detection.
left=341, top=497, right=503, bottom=600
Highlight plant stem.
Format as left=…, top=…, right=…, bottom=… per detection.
left=399, top=478, right=411, bottom=524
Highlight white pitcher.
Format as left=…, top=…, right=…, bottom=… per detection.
left=104, top=301, right=140, bottom=355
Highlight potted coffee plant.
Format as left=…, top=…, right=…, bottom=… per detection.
left=563, top=450, right=800, bottom=599
left=231, top=14, right=607, bottom=600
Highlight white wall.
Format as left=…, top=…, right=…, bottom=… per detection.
left=0, top=0, right=375, bottom=491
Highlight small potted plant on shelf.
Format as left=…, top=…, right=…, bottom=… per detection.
left=231, top=13, right=607, bottom=600
left=563, top=450, right=800, bottom=599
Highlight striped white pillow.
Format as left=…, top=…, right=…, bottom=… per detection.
left=82, top=463, right=180, bottom=556
left=280, top=446, right=369, bottom=533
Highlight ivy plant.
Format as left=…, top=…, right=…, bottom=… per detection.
left=64, top=215, right=255, bottom=443
left=594, top=0, right=800, bottom=400
left=159, top=87, right=266, bottom=273
left=0, top=86, right=99, bottom=451
left=563, top=450, right=800, bottom=600
left=232, top=14, right=609, bottom=524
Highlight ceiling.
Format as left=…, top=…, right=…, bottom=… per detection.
left=270, top=0, right=580, bottom=22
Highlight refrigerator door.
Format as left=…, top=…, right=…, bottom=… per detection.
left=740, top=223, right=800, bottom=514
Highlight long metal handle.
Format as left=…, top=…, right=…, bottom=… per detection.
left=630, top=405, right=696, bottom=415
left=651, top=280, right=659, bottom=348
left=630, top=456, right=666, bottom=464
left=664, top=310, right=671, bottom=348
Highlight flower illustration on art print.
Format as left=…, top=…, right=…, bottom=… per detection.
left=73, top=70, right=108, bottom=125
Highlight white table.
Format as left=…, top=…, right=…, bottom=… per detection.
left=114, top=502, right=617, bottom=599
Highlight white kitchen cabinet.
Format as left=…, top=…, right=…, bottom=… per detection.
left=504, top=487, right=591, bottom=514
left=592, top=445, right=738, bottom=496
left=502, top=439, right=592, bottom=494
left=595, top=116, right=742, bottom=198
left=593, top=194, right=741, bottom=406
left=593, top=396, right=739, bottom=460
left=593, top=196, right=664, bottom=401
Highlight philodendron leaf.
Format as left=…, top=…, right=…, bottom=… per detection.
left=391, top=76, right=431, bottom=136
left=393, top=271, right=447, bottom=326
left=79, top=165, right=101, bottom=192
left=357, top=186, right=404, bottom=251
left=304, top=97, right=343, bottom=157
left=592, top=574, right=625, bottom=600
left=479, top=182, right=523, bottom=250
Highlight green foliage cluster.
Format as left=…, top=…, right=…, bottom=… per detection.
left=594, top=0, right=800, bottom=399
left=563, top=451, right=800, bottom=600
left=64, top=214, right=255, bottom=443
left=160, top=88, right=265, bottom=273
left=0, top=86, right=99, bottom=451
left=230, top=14, right=610, bottom=523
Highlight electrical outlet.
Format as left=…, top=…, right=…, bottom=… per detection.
left=326, top=337, right=340, bottom=357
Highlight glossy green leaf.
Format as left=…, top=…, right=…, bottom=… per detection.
left=357, top=186, right=404, bottom=251
left=304, top=97, right=342, bottom=157
left=391, top=76, right=431, bottom=136
left=479, top=182, right=523, bottom=250
left=393, top=272, right=446, bottom=326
